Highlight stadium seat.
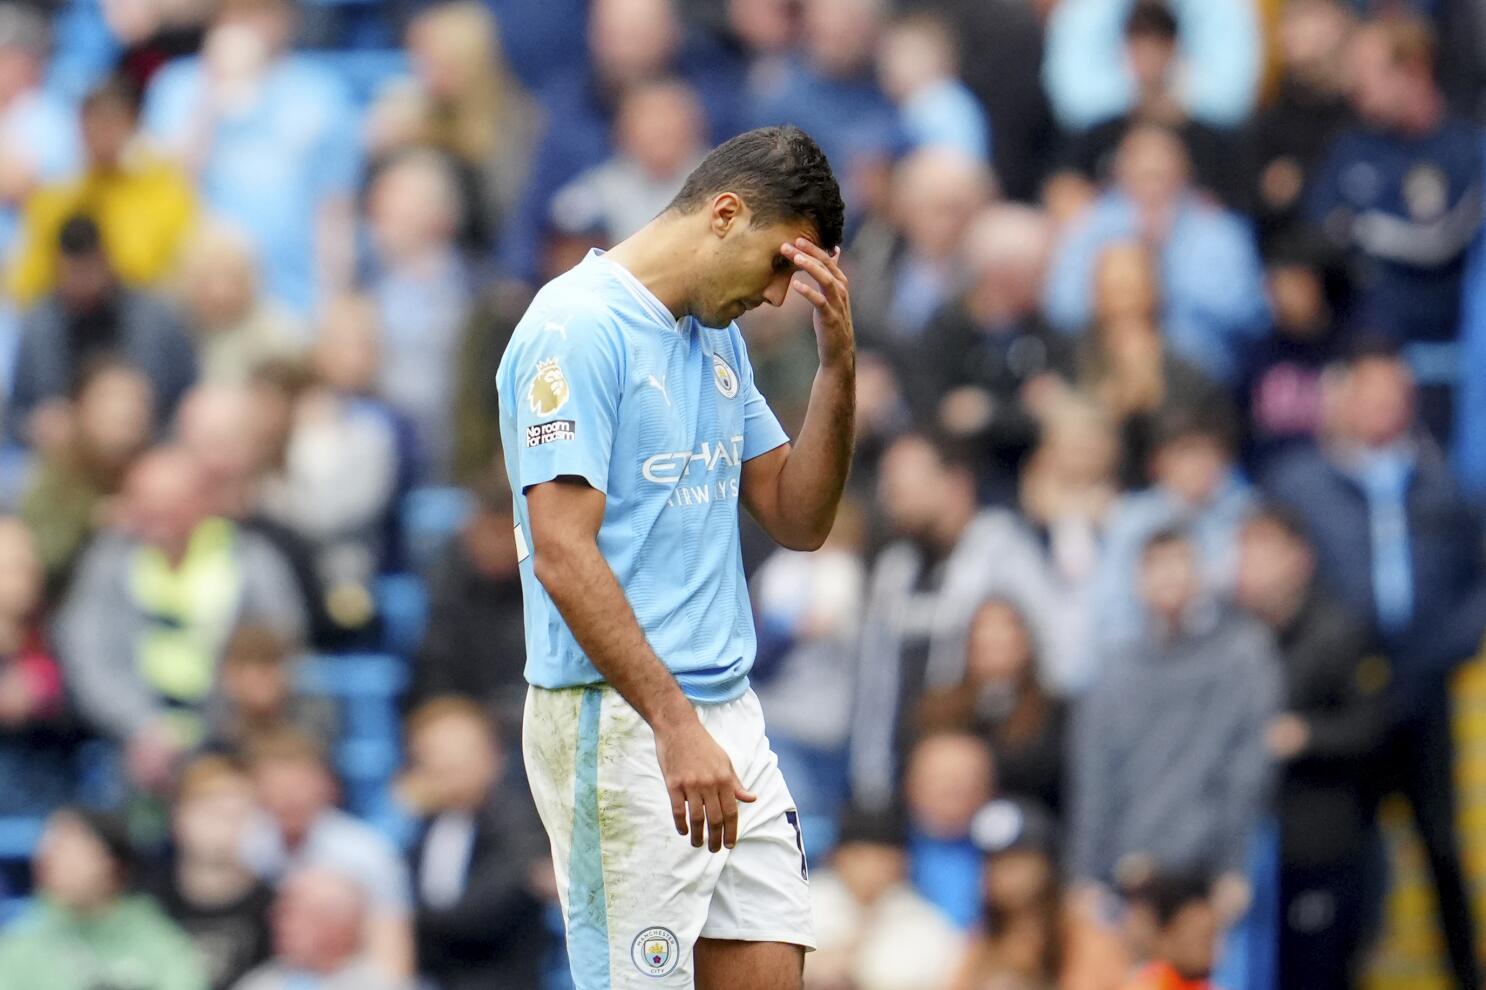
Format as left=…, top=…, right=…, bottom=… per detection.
left=375, top=572, right=428, bottom=659
left=297, top=654, right=412, bottom=844
left=401, top=486, right=474, bottom=574
left=297, top=50, right=409, bottom=107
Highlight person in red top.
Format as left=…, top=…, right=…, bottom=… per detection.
left=1122, top=873, right=1221, bottom=990
left=0, top=516, right=73, bottom=829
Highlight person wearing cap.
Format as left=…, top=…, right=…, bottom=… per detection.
left=0, top=2, right=80, bottom=254
left=7, top=214, right=197, bottom=446
left=0, top=807, right=207, bottom=990
left=805, top=804, right=964, bottom=990
left=951, top=799, right=1129, bottom=990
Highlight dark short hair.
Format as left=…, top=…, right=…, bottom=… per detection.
left=836, top=804, right=909, bottom=850
left=1245, top=502, right=1313, bottom=549
left=1141, top=524, right=1192, bottom=558
left=667, top=126, right=845, bottom=252
left=1126, top=0, right=1179, bottom=40
left=1126, top=870, right=1213, bottom=928
left=82, top=76, right=140, bottom=118
left=1150, top=400, right=1238, bottom=454
left=59, top=214, right=104, bottom=258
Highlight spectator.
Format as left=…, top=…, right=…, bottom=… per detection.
left=917, top=599, right=1066, bottom=817
left=1234, top=507, right=1388, bottom=990
left=1248, top=0, right=1355, bottom=245
left=747, top=0, right=899, bottom=211
left=550, top=78, right=709, bottom=246
left=805, top=805, right=964, bottom=990
left=907, top=0, right=1053, bottom=202
left=850, top=147, right=993, bottom=345
left=241, top=729, right=414, bottom=983
left=1043, top=124, right=1268, bottom=384
left=950, top=396, right=1118, bottom=696
left=953, top=799, right=1130, bottom=990
left=1089, top=404, right=1252, bottom=647
left=1265, top=341, right=1485, bottom=988
left=232, top=867, right=407, bottom=990
left=0, top=3, right=80, bottom=254
left=1055, top=1, right=1246, bottom=210
left=142, top=0, right=358, bottom=315
left=851, top=433, right=1006, bottom=808
left=0, top=516, right=72, bottom=817
left=255, top=360, right=399, bottom=635
left=176, top=223, right=303, bottom=384
left=365, top=0, right=535, bottom=253
left=1306, top=13, right=1483, bottom=443
left=1238, top=230, right=1351, bottom=472
left=55, top=446, right=307, bottom=790
left=1076, top=241, right=1227, bottom=489
left=499, top=0, right=743, bottom=284
left=399, top=698, right=552, bottom=990
left=0, top=807, right=207, bottom=990
left=1119, top=874, right=1220, bottom=990
left=20, top=356, right=154, bottom=589
left=876, top=10, right=989, bottom=162
left=907, top=205, right=1073, bottom=482
left=8, top=76, right=195, bottom=308
left=904, top=730, right=995, bottom=930
left=151, top=756, right=275, bottom=990
left=1069, top=529, right=1279, bottom=899
left=366, top=149, right=471, bottom=482
left=751, top=498, right=866, bottom=820
left=205, top=625, right=336, bottom=756
left=411, top=468, right=527, bottom=738
left=8, top=215, right=196, bottom=445
left=174, top=380, right=337, bottom=650
left=1043, top=0, right=1261, bottom=133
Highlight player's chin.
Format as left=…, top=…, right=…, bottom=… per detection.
left=697, top=307, right=740, bottom=329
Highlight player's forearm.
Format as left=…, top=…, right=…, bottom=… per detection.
left=773, top=362, right=855, bottom=548
left=533, top=539, right=697, bottom=732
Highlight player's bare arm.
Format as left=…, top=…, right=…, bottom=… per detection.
left=527, top=477, right=756, bottom=853
left=740, top=238, right=855, bottom=550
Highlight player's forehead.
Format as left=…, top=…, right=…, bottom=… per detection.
left=755, top=216, right=821, bottom=251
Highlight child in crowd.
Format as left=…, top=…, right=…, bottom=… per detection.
left=207, top=624, right=336, bottom=756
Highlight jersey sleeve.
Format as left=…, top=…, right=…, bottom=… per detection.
left=734, top=328, right=790, bottom=461
left=505, top=308, right=627, bottom=494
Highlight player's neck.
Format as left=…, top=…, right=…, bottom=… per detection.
left=604, top=218, right=693, bottom=321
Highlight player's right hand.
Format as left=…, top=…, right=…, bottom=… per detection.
left=654, top=717, right=756, bottom=852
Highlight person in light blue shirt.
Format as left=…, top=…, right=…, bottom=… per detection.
left=142, top=0, right=359, bottom=318
left=498, top=126, right=855, bottom=990
left=1044, top=0, right=1262, bottom=132
left=877, top=11, right=991, bottom=162
left=1042, top=123, right=1268, bottom=384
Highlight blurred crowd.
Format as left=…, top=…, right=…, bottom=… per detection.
left=0, top=0, right=1482, bottom=988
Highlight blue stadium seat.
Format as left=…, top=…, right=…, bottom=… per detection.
left=375, top=572, right=428, bottom=659
left=402, top=486, right=474, bottom=574
left=297, top=50, right=409, bottom=107
left=297, top=654, right=412, bottom=844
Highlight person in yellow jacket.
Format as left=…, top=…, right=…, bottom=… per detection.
left=8, top=78, right=195, bottom=306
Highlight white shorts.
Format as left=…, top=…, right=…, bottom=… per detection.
left=524, top=685, right=815, bottom=989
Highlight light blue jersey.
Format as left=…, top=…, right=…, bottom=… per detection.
left=496, top=250, right=790, bottom=703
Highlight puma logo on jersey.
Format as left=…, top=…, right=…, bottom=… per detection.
left=645, top=374, right=672, bottom=407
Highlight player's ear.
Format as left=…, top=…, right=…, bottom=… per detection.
left=709, top=192, right=744, bottom=238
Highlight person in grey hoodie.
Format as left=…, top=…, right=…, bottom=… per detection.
left=1068, top=526, right=1280, bottom=916
left=54, top=445, right=307, bottom=794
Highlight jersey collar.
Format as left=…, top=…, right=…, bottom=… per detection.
left=588, top=249, right=690, bottom=335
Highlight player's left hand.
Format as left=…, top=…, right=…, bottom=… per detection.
left=783, top=238, right=854, bottom=371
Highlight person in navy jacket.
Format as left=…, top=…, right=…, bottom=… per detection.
left=1265, top=340, right=1484, bottom=990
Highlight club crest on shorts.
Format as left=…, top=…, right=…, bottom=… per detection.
left=713, top=354, right=739, bottom=399
left=631, top=926, right=680, bottom=977
left=528, top=357, right=570, bottom=416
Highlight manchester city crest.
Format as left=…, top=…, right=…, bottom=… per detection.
left=631, top=926, right=681, bottom=977
left=713, top=354, right=740, bottom=399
